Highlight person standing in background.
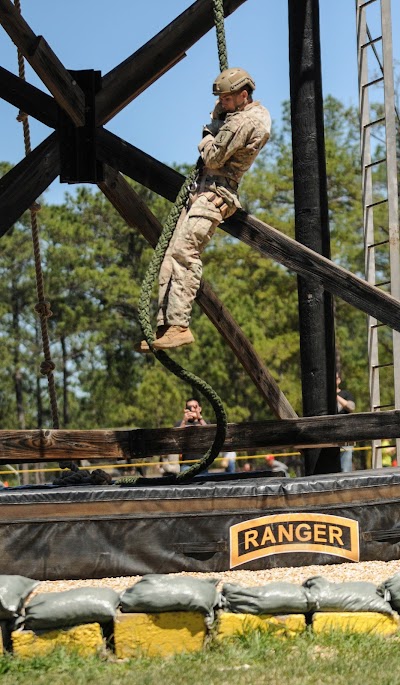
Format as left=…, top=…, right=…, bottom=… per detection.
left=336, top=373, right=356, bottom=472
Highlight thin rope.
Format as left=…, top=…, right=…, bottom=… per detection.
left=121, top=0, right=231, bottom=486
left=14, top=0, right=60, bottom=431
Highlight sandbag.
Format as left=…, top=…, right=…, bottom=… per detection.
left=221, top=582, right=312, bottom=615
left=377, top=572, right=400, bottom=611
left=303, top=576, right=394, bottom=614
left=120, top=575, right=220, bottom=622
left=24, top=587, right=120, bottom=630
left=0, top=575, right=39, bottom=620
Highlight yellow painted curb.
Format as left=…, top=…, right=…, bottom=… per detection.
left=114, top=611, right=207, bottom=658
left=11, top=622, right=104, bottom=658
left=312, top=612, right=400, bottom=636
left=216, top=612, right=306, bottom=639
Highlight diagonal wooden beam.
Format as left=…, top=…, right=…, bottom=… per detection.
left=98, top=133, right=400, bottom=332
left=0, top=410, right=399, bottom=462
left=98, top=165, right=298, bottom=419
left=0, top=132, right=59, bottom=235
left=0, top=0, right=85, bottom=126
left=226, top=211, right=400, bottom=333
left=0, top=66, right=57, bottom=128
left=97, top=128, right=181, bottom=201
left=96, top=0, right=248, bottom=125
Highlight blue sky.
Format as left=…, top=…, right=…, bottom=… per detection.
left=1, top=0, right=400, bottom=204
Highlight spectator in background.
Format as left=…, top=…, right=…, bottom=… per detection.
left=220, top=451, right=237, bottom=474
left=336, top=373, right=356, bottom=472
left=176, top=398, right=207, bottom=472
left=265, top=454, right=289, bottom=477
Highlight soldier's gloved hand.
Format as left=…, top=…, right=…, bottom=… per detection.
left=202, top=124, right=215, bottom=138
left=202, top=117, right=225, bottom=137
left=211, top=100, right=227, bottom=121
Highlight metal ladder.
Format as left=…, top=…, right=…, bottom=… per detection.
left=355, top=0, right=400, bottom=467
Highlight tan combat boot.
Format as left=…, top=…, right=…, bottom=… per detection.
left=152, top=325, right=195, bottom=350
left=134, top=326, right=169, bottom=354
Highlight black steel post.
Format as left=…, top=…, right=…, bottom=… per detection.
left=288, top=0, right=340, bottom=474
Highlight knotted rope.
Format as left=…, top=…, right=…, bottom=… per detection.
left=14, top=0, right=60, bottom=432
left=120, top=0, right=230, bottom=486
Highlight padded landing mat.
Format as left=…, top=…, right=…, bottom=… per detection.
left=0, top=469, right=400, bottom=579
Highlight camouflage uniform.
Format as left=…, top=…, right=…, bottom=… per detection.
left=157, top=100, right=271, bottom=328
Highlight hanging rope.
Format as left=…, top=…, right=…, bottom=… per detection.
left=213, top=0, right=229, bottom=71
left=14, top=0, right=60, bottom=432
left=119, top=0, right=230, bottom=486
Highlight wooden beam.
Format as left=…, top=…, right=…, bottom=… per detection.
left=0, top=66, right=57, bottom=128
left=0, top=132, right=59, bottom=235
left=98, top=166, right=298, bottom=419
left=98, top=137, right=400, bottom=332
left=0, top=410, right=399, bottom=462
left=96, top=0, right=248, bottom=125
left=0, top=0, right=85, bottom=126
left=289, top=0, right=339, bottom=476
left=227, top=211, right=400, bottom=333
left=97, top=128, right=182, bottom=201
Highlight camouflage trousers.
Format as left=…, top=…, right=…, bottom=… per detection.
left=157, top=191, right=236, bottom=328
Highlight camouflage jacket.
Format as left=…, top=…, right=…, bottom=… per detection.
left=198, top=100, right=271, bottom=188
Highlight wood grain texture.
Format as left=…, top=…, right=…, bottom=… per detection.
left=0, top=411, right=399, bottom=462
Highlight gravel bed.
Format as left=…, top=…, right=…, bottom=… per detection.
left=31, top=559, right=400, bottom=595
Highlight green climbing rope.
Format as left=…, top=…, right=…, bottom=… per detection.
left=212, top=0, right=229, bottom=71
left=127, top=0, right=230, bottom=484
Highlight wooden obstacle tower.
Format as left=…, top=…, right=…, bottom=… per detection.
left=1, top=0, right=400, bottom=475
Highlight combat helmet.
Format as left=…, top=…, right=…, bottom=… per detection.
left=212, top=67, right=256, bottom=95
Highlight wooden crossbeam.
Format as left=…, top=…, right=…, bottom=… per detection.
left=98, top=165, right=298, bottom=420
left=227, top=211, right=400, bottom=333
left=97, top=128, right=182, bottom=200
left=0, top=66, right=57, bottom=128
left=96, top=0, right=248, bottom=125
left=0, top=411, right=399, bottom=463
left=0, top=132, right=59, bottom=235
left=0, top=0, right=85, bottom=126
left=98, top=134, right=400, bottom=333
